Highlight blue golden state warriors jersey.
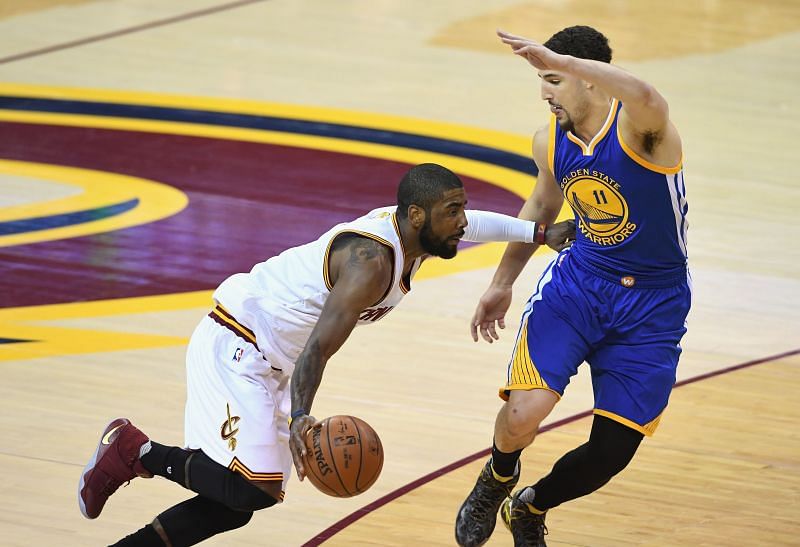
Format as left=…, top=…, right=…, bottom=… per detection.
left=549, top=99, right=688, bottom=286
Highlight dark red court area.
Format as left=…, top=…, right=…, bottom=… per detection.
left=0, top=121, right=523, bottom=308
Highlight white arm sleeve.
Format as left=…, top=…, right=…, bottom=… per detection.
left=463, top=210, right=537, bottom=243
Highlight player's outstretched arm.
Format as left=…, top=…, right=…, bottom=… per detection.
left=497, top=29, right=668, bottom=133
left=288, top=236, right=392, bottom=480
left=497, top=29, right=681, bottom=165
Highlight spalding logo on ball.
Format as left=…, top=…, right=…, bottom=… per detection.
left=303, top=415, right=383, bottom=497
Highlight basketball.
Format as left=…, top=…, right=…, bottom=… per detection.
left=302, top=415, right=383, bottom=497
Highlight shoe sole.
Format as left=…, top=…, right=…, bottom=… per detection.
left=77, top=417, right=128, bottom=519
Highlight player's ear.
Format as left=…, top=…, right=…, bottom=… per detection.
left=408, top=204, right=426, bottom=229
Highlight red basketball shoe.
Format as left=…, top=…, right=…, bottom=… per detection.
left=78, top=418, right=153, bottom=519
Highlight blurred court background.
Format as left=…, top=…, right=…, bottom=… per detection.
left=1, top=1, right=798, bottom=545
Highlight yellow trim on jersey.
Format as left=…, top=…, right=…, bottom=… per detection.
left=210, top=304, right=258, bottom=347
left=547, top=114, right=556, bottom=175
left=616, top=124, right=683, bottom=174
left=593, top=408, right=664, bottom=437
left=565, top=98, right=618, bottom=156
left=228, top=457, right=284, bottom=483
left=322, top=230, right=396, bottom=306
left=498, top=384, right=561, bottom=402
left=391, top=214, right=413, bottom=294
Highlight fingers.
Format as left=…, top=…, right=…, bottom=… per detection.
left=289, top=417, right=319, bottom=481
left=555, top=239, right=574, bottom=251
left=487, top=321, right=499, bottom=342
left=496, top=29, right=526, bottom=41
left=479, top=322, right=494, bottom=344
left=290, top=442, right=306, bottom=481
left=477, top=320, right=503, bottom=343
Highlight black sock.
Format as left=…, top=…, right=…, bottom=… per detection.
left=140, top=442, right=190, bottom=486
left=491, top=441, right=522, bottom=478
left=111, top=524, right=163, bottom=546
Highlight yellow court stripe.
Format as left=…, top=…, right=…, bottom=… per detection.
left=0, top=159, right=188, bottom=247
left=0, top=291, right=212, bottom=362
left=0, top=290, right=212, bottom=322
left=0, top=110, right=535, bottom=200
left=0, top=83, right=532, bottom=156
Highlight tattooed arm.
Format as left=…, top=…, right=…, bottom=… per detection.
left=289, top=234, right=393, bottom=480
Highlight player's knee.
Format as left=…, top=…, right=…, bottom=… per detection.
left=502, top=390, right=556, bottom=440
left=503, top=409, right=539, bottom=440
left=213, top=508, right=254, bottom=531
left=593, top=446, right=634, bottom=480
left=227, top=476, right=279, bottom=512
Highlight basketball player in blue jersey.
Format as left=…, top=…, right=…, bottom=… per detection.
left=455, top=27, right=691, bottom=546
left=76, top=162, right=575, bottom=546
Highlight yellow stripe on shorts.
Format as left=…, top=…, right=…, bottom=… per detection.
left=509, top=322, right=548, bottom=389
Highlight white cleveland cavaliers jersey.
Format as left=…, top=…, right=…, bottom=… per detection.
left=212, top=206, right=419, bottom=376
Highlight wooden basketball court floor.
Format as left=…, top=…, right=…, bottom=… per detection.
left=1, top=1, right=798, bottom=545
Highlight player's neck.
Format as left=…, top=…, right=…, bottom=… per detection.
left=572, top=96, right=614, bottom=144
left=395, top=216, right=426, bottom=262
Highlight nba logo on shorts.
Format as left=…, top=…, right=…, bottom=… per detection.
left=232, top=348, right=244, bottom=362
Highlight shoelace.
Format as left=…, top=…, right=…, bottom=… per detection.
left=510, top=502, right=548, bottom=540
left=469, top=477, right=511, bottom=519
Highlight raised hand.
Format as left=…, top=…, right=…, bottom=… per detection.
left=497, top=29, right=569, bottom=72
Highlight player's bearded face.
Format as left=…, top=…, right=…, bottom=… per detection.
left=420, top=215, right=459, bottom=259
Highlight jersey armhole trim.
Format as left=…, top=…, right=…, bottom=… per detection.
left=616, top=123, right=682, bottom=175
left=323, top=230, right=395, bottom=306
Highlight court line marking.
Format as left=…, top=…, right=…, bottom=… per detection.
left=0, top=84, right=551, bottom=355
left=0, top=159, right=188, bottom=247
left=301, top=347, right=800, bottom=546
left=0, top=0, right=270, bottom=65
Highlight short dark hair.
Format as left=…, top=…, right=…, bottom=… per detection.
left=544, top=25, right=612, bottom=63
left=396, top=163, right=463, bottom=219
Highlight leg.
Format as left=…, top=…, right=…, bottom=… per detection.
left=454, top=389, right=558, bottom=547
left=494, top=388, right=559, bottom=453
left=501, top=278, right=690, bottom=545
left=78, top=428, right=278, bottom=546
left=531, top=414, right=643, bottom=509
left=140, top=447, right=280, bottom=511
left=500, top=415, right=642, bottom=546
left=112, top=495, right=255, bottom=547
left=79, top=315, right=290, bottom=546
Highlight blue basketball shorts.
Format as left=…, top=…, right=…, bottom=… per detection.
left=501, top=249, right=692, bottom=436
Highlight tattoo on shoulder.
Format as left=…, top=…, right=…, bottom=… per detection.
left=346, top=236, right=388, bottom=264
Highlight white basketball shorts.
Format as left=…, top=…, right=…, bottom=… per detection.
left=184, top=314, right=292, bottom=499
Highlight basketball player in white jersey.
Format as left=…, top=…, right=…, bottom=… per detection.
left=77, top=163, right=575, bottom=546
